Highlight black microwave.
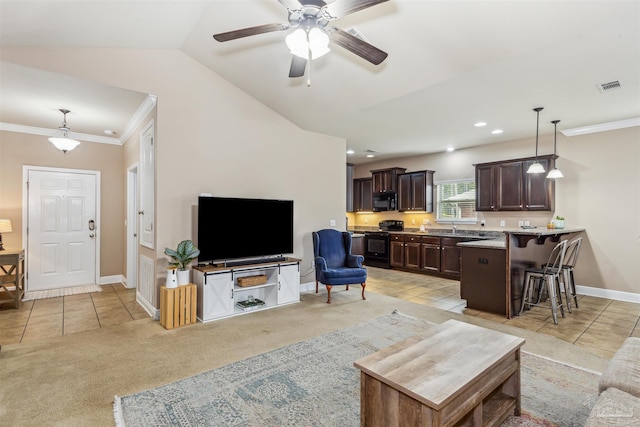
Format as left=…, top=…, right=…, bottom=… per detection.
left=372, top=191, right=397, bottom=211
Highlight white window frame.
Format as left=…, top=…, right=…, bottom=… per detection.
left=436, top=179, right=477, bottom=224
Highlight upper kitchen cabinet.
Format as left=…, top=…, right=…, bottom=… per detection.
left=476, top=156, right=554, bottom=211
left=352, top=178, right=373, bottom=212
left=398, top=170, right=435, bottom=212
left=371, top=167, right=406, bottom=193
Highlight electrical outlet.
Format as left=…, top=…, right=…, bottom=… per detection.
left=500, top=220, right=506, bottom=227
left=411, top=218, right=416, bottom=225
left=330, top=219, right=336, bottom=226
left=364, top=217, right=368, bottom=224
left=480, top=220, right=485, bottom=226
left=423, top=219, right=430, bottom=225
left=518, top=221, right=524, bottom=227
left=524, top=220, right=530, bottom=226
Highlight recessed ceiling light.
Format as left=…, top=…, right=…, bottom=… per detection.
left=491, top=129, right=503, bottom=134
left=346, top=149, right=354, bottom=154
left=474, top=122, right=487, bottom=127
left=104, top=129, right=118, bottom=136
left=446, top=147, right=455, bottom=152
left=366, top=154, right=375, bottom=158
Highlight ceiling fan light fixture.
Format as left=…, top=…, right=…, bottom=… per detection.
left=286, top=27, right=330, bottom=59
left=48, top=109, right=80, bottom=153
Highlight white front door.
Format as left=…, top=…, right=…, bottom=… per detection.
left=27, top=169, right=98, bottom=291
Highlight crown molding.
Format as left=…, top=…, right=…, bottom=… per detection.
left=120, top=94, right=157, bottom=143
left=561, top=117, right=640, bottom=137
left=0, top=122, right=121, bottom=145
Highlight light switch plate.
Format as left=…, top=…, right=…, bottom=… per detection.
left=330, top=219, right=336, bottom=226
left=500, top=220, right=506, bottom=227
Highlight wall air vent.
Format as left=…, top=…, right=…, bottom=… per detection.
left=346, top=27, right=370, bottom=43
left=597, top=80, right=621, bottom=93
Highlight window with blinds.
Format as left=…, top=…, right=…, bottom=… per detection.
left=436, top=180, right=477, bottom=222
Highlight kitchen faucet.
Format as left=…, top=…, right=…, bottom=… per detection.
left=452, top=224, right=457, bottom=234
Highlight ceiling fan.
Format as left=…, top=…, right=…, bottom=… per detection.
left=213, top=0, right=389, bottom=79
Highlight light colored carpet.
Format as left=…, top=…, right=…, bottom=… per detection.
left=0, top=289, right=609, bottom=426
left=22, top=284, right=102, bottom=301
left=115, top=311, right=599, bottom=426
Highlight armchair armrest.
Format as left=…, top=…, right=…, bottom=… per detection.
left=315, top=256, right=328, bottom=272
left=346, top=254, right=364, bottom=268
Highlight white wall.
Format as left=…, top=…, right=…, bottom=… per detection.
left=1, top=47, right=346, bottom=297
left=354, top=127, right=640, bottom=295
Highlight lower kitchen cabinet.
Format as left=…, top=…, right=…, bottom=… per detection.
left=460, top=246, right=507, bottom=315
left=389, top=234, right=477, bottom=279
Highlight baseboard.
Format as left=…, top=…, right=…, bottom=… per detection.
left=100, top=275, right=124, bottom=285
left=300, top=281, right=315, bottom=293
left=136, top=292, right=159, bottom=320
left=575, top=284, right=640, bottom=304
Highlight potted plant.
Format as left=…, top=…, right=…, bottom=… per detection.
left=552, top=215, right=565, bottom=229
left=164, top=240, right=200, bottom=285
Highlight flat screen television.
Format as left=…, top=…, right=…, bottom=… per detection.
left=197, top=196, right=294, bottom=264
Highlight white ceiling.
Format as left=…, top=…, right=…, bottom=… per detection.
left=1, top=0, right=639, bottom=164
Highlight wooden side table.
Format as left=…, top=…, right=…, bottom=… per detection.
left=160, top=284, right=197, bottom=329
left=0, top=249, right=25, bottom=309
left=354, top=319, right=525, bottom=427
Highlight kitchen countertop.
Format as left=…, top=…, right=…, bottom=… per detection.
left=457, top=239, right=507, bottom=249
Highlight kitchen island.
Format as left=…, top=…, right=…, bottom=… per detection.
left=460, top=227, right=585, bottom=318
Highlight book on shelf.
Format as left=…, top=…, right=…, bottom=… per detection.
left=236, top=298, right=265, bottom=311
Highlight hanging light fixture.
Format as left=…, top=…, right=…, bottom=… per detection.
left=49, top=109, right=80, bottom=153
left=547, top=119, right=564, bottom=179
left=285, top=27, right=330, bottom=60
left=526, top=107, right=546, bottom=174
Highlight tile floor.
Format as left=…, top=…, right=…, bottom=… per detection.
left=0, top=283, right=148, bottom=345
left=365, top=267, right=640, bottom=359
left=1, top=270, right=639, bottom=360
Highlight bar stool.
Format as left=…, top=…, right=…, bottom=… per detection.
left=561, top=237, right=582, bottom=311
left=519, top=240, right=568, bottom=324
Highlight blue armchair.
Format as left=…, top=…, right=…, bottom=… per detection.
left=312, top=229, right=367, bottom=303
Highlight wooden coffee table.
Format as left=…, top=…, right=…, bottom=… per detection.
left=354, top=319, right=525, bottom=427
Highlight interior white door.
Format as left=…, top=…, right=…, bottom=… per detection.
left=27, top=170, right=98, bottom=291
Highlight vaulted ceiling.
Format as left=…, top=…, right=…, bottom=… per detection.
left=1, top=0, right=638, bottom=164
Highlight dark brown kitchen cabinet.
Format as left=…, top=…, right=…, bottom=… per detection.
left=371, top=167, right=406, bottom=193
left=398, top=170, right=435, bottom=212
left=460, top=246, right=507, bottom=316
left=390, top=234, right=421, bottom=271
left=475, top=156, right=554, bottom=211
left=352, top=178, right=373, bottom=212
left=420, top=236, right=441, bottom=273
left=440, top=237, right=463, bottom=277
left=390, top=234, right=405, bottom=268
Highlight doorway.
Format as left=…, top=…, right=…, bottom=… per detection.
left=126, top=164, right=139, bottom=289
left=23, top=166, right=100, bottom=292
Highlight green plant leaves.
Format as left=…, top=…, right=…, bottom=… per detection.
left=164, top=240, right=200, bottom=270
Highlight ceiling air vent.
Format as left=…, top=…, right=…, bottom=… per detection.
left=346, top=27, right=370, bottom=43
left=597, top=80, right=621, bottom=93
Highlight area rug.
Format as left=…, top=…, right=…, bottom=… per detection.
left=114, top=311, right=599, bottom=427
left=22, top=284, right=102, bottom=301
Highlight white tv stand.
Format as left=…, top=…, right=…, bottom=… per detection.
left=193, top=258, right=300, bottom=323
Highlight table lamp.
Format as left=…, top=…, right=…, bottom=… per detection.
left=0, top=219, right=12, bottom=250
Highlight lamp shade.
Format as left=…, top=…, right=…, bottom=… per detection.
left=49, top=109, right=81, bottom=153
left=526, top=162, right=546, bottom=174
left=286, top=27, right=330, bottom=60
left=0, top=219, right=12, bottom=233
left=546, top=168, right=564, bottom=179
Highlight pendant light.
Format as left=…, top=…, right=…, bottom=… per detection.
left=526, top=107, right=546, bottom=174
left=547, top=120, right=564, bottom=179
left=49, top=109, right=80, bottom=153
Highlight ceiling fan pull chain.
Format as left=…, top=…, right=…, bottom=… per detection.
left=307, top=30, right=312, bottom=87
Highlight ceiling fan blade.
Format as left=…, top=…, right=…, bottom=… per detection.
left=278, top=0, right=302, bottom=10
left=324, top=0, right=389, bottom=19
left=289, top=56, right=307, bottom=78
left=213, top=23, right=289, bottom=42
left=329, top=27, right=388, bottom=65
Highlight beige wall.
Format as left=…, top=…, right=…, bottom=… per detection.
left=1, top=47, right=346, bottom=303
left=0, top=131, right=124, bottom=276
left=351, top=126, right=640, bottom=295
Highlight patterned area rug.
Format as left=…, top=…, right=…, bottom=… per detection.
left=22, top=284, right=102, bottom=301
left=114, top=311, right=599, bottom=426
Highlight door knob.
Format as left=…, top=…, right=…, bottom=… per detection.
left=89, top=234, right=95, bottom=238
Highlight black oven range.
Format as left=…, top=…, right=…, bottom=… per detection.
left=364, top=220, right=404, bottom=269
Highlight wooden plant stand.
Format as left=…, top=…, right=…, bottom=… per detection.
left=160, top=284, right=197, bottom=329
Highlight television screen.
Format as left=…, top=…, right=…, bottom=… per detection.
left=197, top=196, right=294, bottom=263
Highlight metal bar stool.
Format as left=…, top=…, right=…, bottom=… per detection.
left=561, top=237, right=582, bottom=311
left=519, top=240, right=568, bottom=324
